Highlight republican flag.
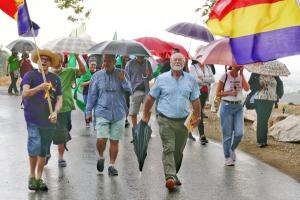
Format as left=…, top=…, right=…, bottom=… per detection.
left=207, top=0, right=300, bottom=64
left=0, top=0, right=39, bottom=37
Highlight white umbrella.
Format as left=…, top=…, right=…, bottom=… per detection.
left=42, top=36, right=96, bottom=54
left=244, top=60, right=290, bottom=76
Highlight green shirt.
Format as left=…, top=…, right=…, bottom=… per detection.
left=7, top=55, right=20, bottom=72
left=58, top=68, right=80, bottom=112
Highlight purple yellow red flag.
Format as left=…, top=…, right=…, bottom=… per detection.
left=0, top=0, right=39, bottom=37
left=207, top=0, right=300, bottom=64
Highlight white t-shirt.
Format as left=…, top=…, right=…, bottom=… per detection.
left=220, top=72, right=243, bottom=101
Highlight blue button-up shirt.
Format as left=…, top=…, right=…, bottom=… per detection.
left=125, top=58, right=153, bottom=93
left=149, top=71, right=199, bottom=118
left=86, top=68, right=132, bottom=121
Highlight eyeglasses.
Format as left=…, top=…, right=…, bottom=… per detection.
left=40, top=57, right=51, bottom=62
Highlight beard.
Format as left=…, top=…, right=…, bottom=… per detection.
left=171, top=63, right=184, bottom=71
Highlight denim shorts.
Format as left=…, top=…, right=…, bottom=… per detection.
left=95, top=117, right=125, bottom=140
left=27, top=123, right=54, bottom=157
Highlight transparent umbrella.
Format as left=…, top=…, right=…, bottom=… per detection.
left=42, top=36, right=96, bottom=54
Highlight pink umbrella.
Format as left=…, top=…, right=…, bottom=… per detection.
left=193, top=38, right=237, bottom=66
left=167, top=42, right=191, bottom=59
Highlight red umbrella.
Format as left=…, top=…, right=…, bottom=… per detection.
left=134, top=37, right=174, bottom=57
left=167, top=42, right=190, bottom=59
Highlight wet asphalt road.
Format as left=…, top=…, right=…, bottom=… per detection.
left=0, top=87, right=299, bottom=200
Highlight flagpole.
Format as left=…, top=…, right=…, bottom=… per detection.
left=29, top=26, right=53, bottom=114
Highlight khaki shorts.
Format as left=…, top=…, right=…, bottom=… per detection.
left=129, top=90, right=146, bottom=115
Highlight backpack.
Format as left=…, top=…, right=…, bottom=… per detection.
left=244, top=73, right=260, bottom=110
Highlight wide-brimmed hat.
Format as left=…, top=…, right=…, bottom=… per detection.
left=31, top=49, right=60, bottom=67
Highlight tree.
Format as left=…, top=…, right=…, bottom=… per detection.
left=54, top=0, right=91, bottom=23
left=196, top=0, right=216, bottom=23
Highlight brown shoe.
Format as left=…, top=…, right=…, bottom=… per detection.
left=165, top=178, right=175, bottom=191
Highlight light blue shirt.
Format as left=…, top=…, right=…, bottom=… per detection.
left=86, top=68, right=132, bottom=121
left=149, top=71, right=200, bottom=118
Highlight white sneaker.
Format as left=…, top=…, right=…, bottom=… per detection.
left=225, top=158, right=235, bottom=166
left=230, top=151, right=236, bottom=161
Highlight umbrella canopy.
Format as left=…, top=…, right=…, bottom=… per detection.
left=244, top=60, right=290, bottom=76
left=167, top=41, right=190, bottom=59
left=132, top=120, right=152, bottom=172
left=88, top=40, right=151, bottom=56
left=134, top=37, right=173, bottom=57
left=6, top=39, right=36, bottom=53
left=42, top=36, right=96, bottom=54
left=193, top=38, right=237, bottom=66
left=166, top=22, right=214, bottom=42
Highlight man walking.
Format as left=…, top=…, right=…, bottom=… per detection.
left=142, top=53, right=201, bottom=190
left=6, top=51, right=20, bottom=95
left=125, top=56, right=152, bottom=127
left=21, top=49, right=62, bottom=191
left=86, top=54, right=131, bottom=176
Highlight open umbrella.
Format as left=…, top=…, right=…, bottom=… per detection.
left=166, top=22, right=214, bottom=42
left=167, top=41, right=190, bottom=59
left=193, top=38, right=237, bottom=66
left=6, top=39, right=36, bottom=53
left=88, top=40, right=151, bottom=56
left=42, top=36, right=96, bottom=54
left=244, top=60, right=290, bottom=76
left=132, top=120, right=152, bottom=172
left=134, top=37, right=173, bottom=57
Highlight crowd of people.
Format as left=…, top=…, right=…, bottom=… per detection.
left=5, top=47, right=284, bottom=192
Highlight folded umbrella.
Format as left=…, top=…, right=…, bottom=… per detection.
left=132, top=120, right=152, bottom=172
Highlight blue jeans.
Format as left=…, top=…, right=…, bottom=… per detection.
left=220, top=101, right=244, bottom=158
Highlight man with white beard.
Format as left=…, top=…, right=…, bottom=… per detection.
left=142, top=53, right=201, bottom=191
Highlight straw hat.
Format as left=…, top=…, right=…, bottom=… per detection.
left=31, top=49, right=60, bottom=67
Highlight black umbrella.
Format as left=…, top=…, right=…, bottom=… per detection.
left=88, top=40, right=151, bottom=57
left=6, top=39, right=36, bottom=53
left=132, top=120, right=152, bottom=172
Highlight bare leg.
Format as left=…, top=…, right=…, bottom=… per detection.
left=131, top=115, right=138, bottom=127
left=96, top=138, right=107, bottom=157
left=29, top=156, right=37, bottom=177
left=36, top=156, right=45, bottom=179
left=109, top=140, right=119, bottom=164
left=58, top=144, right=65, bottom=160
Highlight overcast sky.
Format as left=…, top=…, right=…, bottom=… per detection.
left=1, top=0, right=299, bottom=92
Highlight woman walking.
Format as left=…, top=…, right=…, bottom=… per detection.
left=217, top=66, right=249, bottom=166
left=189, top=60, right=215, bottom=144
